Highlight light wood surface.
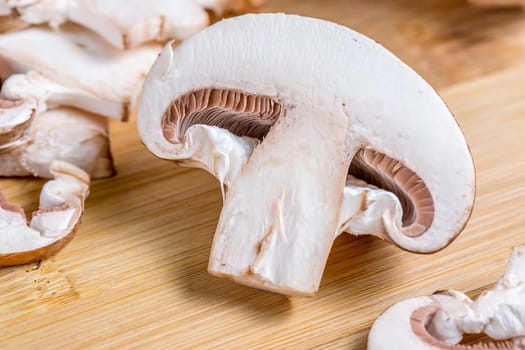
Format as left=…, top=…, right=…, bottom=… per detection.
left=1, top=1, right=525, bottom=349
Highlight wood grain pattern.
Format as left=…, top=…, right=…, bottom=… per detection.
left=1, top=1, right=525, bottom=349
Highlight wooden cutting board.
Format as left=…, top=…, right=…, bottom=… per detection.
left=1, top=1, right=525, bottom=349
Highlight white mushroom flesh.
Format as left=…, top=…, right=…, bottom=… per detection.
left=138, top=14, right=475, bottom=296
left=0, top=26, right=160, bottom=121
left=0, top=160, right=89, bottom=267
left=0, top=107, right=114, bottom=178
left=2, top=71, right=125, bottom=121
left=6, top=0, right=209, bottom=48
left=368, top=245, right=525, bottom=349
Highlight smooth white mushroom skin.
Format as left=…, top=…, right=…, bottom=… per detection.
left=0, top=160, right=90, bottom=267
left=138, top=14, right=475, bottom=296
left=0, top=107, right=114, bottom=179
left=5, top=0, right=209, bottom=49
left=368, top=245, right=525, bottom=349
left=0, top=26, right=160, bottom=121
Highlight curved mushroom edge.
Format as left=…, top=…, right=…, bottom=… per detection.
left=0, top=160, right=90, bottom=267
left=0, top=98, right=36, bottom=144
left=368, top=245, right=525, bottom=349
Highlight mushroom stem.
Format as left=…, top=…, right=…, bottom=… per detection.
left=337, top=175, right=403, bottom=241
left=173, top=124, right=259, bottom=191
left=208, top=105, right=354, bottom=296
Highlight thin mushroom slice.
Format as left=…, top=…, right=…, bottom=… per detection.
left=138, top=14, right=475, bottom=296
left=7, top=0, right=209, bottom=49
left=2, top=71, right=125, bottom=121
left=0, top=160, right=90, bottom=267
left=0, top=107, right=114, bottom=179
left=368, top=245, right=525, bottom=349
left=0, top=26, right=160, bottom=121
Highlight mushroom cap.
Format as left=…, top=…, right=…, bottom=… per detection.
left=138, top=13, right=475, bottom=253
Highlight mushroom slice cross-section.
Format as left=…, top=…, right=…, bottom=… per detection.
left=0, top=26, right=161, bottom=121
left=0, top=160, right=90, bottom=267
left=137, top=14, right=475, bottom=296
left=7, top=0, right=209, bottom=49
left=367, top=245, right=525, bottom=349
left=0, top=107, right=114, bottom=179
left=2, top=71, right=125, bottom=121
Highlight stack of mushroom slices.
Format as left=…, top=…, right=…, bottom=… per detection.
left=0, top=0, right=259, bottom=267
left=137, top=13, right=476, bottom=296
left=368, top=245, right=525, bottom=349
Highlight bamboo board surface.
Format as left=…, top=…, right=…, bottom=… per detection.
left=1, top=1, right=525, bottom=349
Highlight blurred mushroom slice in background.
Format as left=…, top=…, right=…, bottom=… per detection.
left=0, top=26, right=160, bottom=121
left=4, top=0, right=210, bottom=48
left=0, top=106, right=114, bottom=179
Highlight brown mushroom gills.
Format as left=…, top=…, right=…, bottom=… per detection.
left=162, top=88, right=434, bottom=237
left=411, top=305, right=517, bottom=349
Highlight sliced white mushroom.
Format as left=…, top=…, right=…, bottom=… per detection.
left=2, top=71, right=125, bottom=121
left=0, top=160, right=90, bottom=267
left=0, top=107, right=114, bottom=178
left=5, top=0, right=209, bottom=49
left=368, top=245, right=525, bottom=349
left=137, top=14, right=475, bottom=296
left=0, top=1, right=11, bottom=16
left=0, top=26, right=160, bottom=121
